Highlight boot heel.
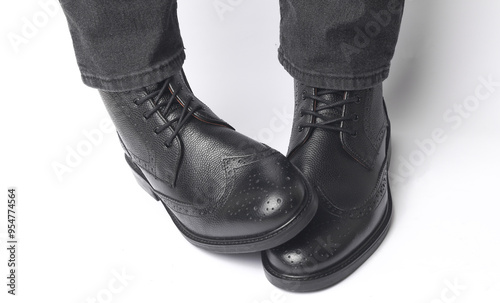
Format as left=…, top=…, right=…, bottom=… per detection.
left=124, top=155, right=160, bottom=201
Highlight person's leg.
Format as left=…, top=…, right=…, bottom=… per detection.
left=263, top=0, right=404, bottom=291
left=278, top=0, right=404, bottom=90
left=59, top=1, right=319, bottom=253
left=60, top=0, right=185, bottom=92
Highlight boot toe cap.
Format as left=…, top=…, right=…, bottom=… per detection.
left=218, top=152, right=315, bottom=238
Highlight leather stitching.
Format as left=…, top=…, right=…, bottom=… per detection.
left=159, top=149, right=279, bottom=217
left=319, top=162, right=388, bottom=219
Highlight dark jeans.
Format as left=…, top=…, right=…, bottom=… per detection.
left=60, top=0, right=404, bottom=92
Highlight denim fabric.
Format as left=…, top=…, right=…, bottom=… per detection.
left=60, top=0, right=404, bottom=92
left=59, top=0, right=185, bottom=92
left=279, top=0, right=404, bottom=90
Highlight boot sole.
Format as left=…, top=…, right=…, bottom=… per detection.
left=125, top=155, right=319, bottom=254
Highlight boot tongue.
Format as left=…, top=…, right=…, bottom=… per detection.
left=143, top=71, right=233, bottom=129
left=145, top=80, right=180, bottom=119
left=314, top=89, right=344, bottom=124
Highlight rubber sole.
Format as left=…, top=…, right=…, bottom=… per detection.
left=125, top=155, right=319, bottom=254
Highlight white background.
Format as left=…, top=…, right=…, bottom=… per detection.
left=1, top=0, right=500, bottom=302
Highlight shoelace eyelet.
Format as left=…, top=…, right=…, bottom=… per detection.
left=298, top=125, right=304, bottom=132
left=355, top=96, right=361, bottom=104
left=353, top=114, right=359, bottom=121
left=351, top=131, right=358, bottom=137
left=134, top=77, right=200, bottom=147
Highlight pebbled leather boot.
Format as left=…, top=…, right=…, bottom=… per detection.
left=262, top=81, right=392, bottom=290
left=98, top=70, right=318, bottom=253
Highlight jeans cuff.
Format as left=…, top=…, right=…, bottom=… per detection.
left=80, top=49, right=186, bottom=92
left=278, top=49, right=390, bottom=91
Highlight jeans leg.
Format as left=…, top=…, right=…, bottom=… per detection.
left=279, top=0, right=405, bottom=90
left=59, top=0, right=185, bottom=92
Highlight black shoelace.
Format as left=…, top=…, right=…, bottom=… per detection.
left=299, top=89, right=360, bottom=136
left=133, top=77, right=201, bottom=147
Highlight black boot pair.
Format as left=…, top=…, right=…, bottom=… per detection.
left=99, top=70, right=392, bottom=291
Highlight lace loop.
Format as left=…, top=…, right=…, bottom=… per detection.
left=133, top=77, right=201, bottom=147
left=299, top=90, right=358, bottom=135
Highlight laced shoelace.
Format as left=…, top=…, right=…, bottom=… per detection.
left=299, top=89, right=360, bottom=136
left=133, top=78, right=201, bottom=147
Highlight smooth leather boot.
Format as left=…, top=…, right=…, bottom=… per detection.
left=262, top=81, right=392, bottom=290
left=99, top=70, right=318, bottom=253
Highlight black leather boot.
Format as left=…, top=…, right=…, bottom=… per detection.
left=98, top=70, right=318, bottom=253
left=262, top=81, right=392, bottom=290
